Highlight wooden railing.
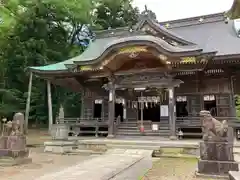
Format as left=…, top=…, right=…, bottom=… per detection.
left=55, top=116, right=240, bottom=137
left=56, top=117, right=107, bottom=125
left=176, top=116, right=240, bottom=128
left=55, top=117, right=122, bottom=136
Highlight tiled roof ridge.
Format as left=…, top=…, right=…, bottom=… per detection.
left=159, top=12, right=226, bottom=29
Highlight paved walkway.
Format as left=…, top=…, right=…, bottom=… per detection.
left=75, top=137, right=240, bottom=147
left=35, top=149, right=152, bottom=180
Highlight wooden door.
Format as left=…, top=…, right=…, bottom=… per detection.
left=187, top=95, right=201, bottom=116
left=216, top=94, right=231, bottom=117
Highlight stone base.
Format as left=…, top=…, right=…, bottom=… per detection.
left=198, top=159, right=239, bottom=175
left=0, top=149, right=29, bottom=158
left=229, top=171, right=240, bottom=180
left=44, top=140, right=76, bottom=154
left=196, top=171, right=228, bottom=179
left=107, top=134, right=115, bottom=138
left=169, top=136, right=177, bottom=140
left=0, top=157, right=32, bottom=166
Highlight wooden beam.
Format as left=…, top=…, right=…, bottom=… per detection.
left=24, top=72, right=33, bottom=134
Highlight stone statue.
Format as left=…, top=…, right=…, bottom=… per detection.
left=200, top=110, right=228, bottom=142
left=0, top=112, right=29, bottom=162
left=13, top=112, right=24, bottom=134
left=197, top=110, right=238, bottom=176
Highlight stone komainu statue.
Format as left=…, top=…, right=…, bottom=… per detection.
left=200, top=110, right=228, bottom=142
left=198, top=110, right=239, bottom=175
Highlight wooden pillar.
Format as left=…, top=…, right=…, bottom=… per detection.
left=230, top=76, right=236, bottom=117
left=107, top=81, right=115, bottom=138
left=169, top=87, right=177, bottom=140
left=47, top=80, right=53, bottom=133
left=24, top=72, right=33, bottom=134
left=81, top=88, right=85, bottom=119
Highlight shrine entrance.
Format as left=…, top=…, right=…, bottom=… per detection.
left=140, top=102, right=160, bottom=122
left=204, top=95, right=217, bottom=116
left=115, top=102, right=124, bottom=122
left=135, top=89, right=169, bottom=123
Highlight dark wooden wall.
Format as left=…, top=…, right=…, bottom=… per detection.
left=80, top=74, right=235, bottom=120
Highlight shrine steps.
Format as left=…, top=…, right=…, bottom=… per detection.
left=116, top=121, right=170, bottom=136
left=116, top=130, right=170, bottom=136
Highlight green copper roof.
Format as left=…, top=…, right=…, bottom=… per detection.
left=29, top=37, right=119, bottom=72
left=30, top=34, right=203, bottom=73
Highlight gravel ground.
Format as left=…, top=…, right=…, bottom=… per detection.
left=0, top=147, right=94, bottom=180
left=141, top=158, right=226, bottom=180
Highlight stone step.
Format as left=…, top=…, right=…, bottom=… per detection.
left=77, top=139, right=199, bottom=149
left=118, top=125, right=169, bottom=129
left=117, top=129, right=170, bottom=133
left=229, top=171, right=239, bottom=180
left=107, top=144, right=161, bottom=150
left=117, top=130, right=170, bottom=133
left=68, top=149, right=104, bottom=155
left=116, top=131, right=170, bottom=136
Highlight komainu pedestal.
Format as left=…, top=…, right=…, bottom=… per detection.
left=197, top=110, right=238, bottom=176
left=0, top=113, right=31, bottom=166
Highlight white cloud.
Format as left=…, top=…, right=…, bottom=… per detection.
left=132, top=0, right=234, bottom=21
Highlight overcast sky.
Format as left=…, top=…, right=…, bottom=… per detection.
left=132, top=0, right=234, bottom=21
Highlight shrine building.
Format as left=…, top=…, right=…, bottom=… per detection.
left=27, top=12, right=240, bottom=138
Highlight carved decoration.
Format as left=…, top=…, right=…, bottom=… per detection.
left=118, top=46, right=148, bottom=54
left=133, top=62, right=147, bottom=69
left=116, top=73, right=172, bottom=85
left=73, top=65, right=93, bottom=72
left=180, top=56, right=196, bottom=63
left=141, top=24, right=158, bottom=35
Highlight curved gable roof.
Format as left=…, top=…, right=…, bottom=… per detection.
left=135, top=16, right=196, bottom=46
left=163, top=12, right=240, bottom=56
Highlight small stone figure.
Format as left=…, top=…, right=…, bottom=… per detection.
left=177, top=128, right=183, bottom=139
left=197, top=110, right=238, bottom=176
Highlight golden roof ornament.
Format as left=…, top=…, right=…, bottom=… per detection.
left=165, top=23, right=170, bottom=28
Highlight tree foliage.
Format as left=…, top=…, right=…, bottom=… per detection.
left=0, top=0, right=139, bottom=126
left=229, top=0, right=240, bottom=19
left=94, top=0, right=139, bottom=29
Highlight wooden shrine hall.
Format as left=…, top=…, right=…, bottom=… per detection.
left=27, top=12, right=240, bottom=138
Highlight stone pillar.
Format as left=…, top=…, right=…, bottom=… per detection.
left=169, top=87, right=177, bottom=140
left=25, top=72, right=33, bottom=134
left=123, top=99, right=127, bottom=121
left=108, top=81, right=115, bottom=138
left=47, top=80, right=53, bottom=133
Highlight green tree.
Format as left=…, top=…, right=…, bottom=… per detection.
left=94, top=0, right=139, bottom=29
left=235, top=95, right=240, bottom=118
left=229, top=0, right=240, bottom=19
left=0, top=0, right=94, bottom=123
left=0, top=0, right=141, bottom=126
